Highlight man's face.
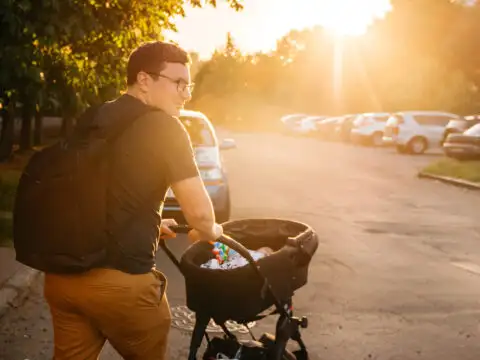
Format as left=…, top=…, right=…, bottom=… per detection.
left=142, top=62, right=193, bottom=117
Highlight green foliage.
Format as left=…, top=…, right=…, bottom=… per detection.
left=0, top=171, right=20, bottom=211
left=423, top=158, right=480, bottom=183
left=0, top=0, right=243, bottom=116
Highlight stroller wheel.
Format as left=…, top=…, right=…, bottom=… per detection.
left=283, top=351, right=297, bottom=360
left=259, top=333, right=296, bottom=360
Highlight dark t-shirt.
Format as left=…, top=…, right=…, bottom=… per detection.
left=96, top=94, right=199, bottom=274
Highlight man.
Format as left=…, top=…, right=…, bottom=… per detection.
left=43, top=41, right=223, bottom=360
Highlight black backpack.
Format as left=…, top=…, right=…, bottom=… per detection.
left=13, top=103, right=155, bottom=273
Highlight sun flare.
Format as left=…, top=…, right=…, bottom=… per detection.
left=309, top=0, right=392, bottom=36
left=165, top=0, right=394, bottom=58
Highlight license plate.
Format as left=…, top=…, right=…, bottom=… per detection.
left=166, top=188, right=174, bottom=198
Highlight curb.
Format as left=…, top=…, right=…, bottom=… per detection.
left=0, top=266, right=41, bottom=319
left=418, top=172, right=480, bottom=191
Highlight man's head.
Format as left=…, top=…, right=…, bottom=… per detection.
left=126, top=41, right=193, bottom=117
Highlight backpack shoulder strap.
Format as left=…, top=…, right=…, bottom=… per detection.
left=102, top=105, right=158, bottom=145
left=70, top=101, right=158, bottom=149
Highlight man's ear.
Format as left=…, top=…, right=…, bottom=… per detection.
left=136, top=71, right=150, bottom=90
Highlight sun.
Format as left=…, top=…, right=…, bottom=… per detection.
left=312, top=0, right=392, bottom=37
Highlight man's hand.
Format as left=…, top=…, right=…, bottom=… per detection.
left=160, top=218, right=178, bottom=239
left=188, top=223, right=223, bottom=243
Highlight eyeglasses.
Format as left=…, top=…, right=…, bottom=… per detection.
left=146, top=72, right=195, bottom=93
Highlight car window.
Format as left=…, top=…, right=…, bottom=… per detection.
left=465, top=124, right=480, bottom=136
left=374, top=116, right=390, bottom=122
left=353, top=115, right=365, bottom=126
left=414, top=115, right=451, bottom=127
left=283, top=114, right=306, bottom=123
left=464, top=115, right=480, bottom=121
left=386, top=114, right=404, bottom=125
left=179, top=116, right=215, bottom=147
left=447, top=119, right=467, bottom=128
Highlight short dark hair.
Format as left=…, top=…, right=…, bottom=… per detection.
left=126, top=41, right=190, bottom=86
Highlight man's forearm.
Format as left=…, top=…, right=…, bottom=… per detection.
left=171, top=176, right=221, bottom=240
left=184, top=210, right=216, bottom=237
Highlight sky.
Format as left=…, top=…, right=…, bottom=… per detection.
left=164, top=0, right=393, bottom=59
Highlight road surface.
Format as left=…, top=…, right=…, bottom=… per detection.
left=1, top=133, right=479, bottom=360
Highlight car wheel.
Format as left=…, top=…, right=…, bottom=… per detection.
left=371, top=132, right=384, bottom=147
left=407, top=137, right=428, bottom=155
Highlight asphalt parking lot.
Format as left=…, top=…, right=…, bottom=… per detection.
left=1, top=133, right=479, bottom=360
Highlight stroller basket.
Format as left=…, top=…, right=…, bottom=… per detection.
left=179, top=218, right=318, bottom=324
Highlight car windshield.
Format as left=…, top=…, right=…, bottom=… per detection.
left=353, top=115, right=365, bottom=126
left=465, top=124, right=480, bottom=136
left=179, top=116, right=215, bottom=146
left=386, top=114, right=403, bottom=125
left=374, top=115, right=390, bottom=122
left=284, top=114, right=306, bottom=122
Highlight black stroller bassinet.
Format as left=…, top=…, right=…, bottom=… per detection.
left=160, top=218, right=318, bottom=360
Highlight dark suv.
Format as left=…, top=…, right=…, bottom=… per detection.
left=443, top=115, right=480, bottom=143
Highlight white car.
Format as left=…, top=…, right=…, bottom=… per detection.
left=292, top=116, right=326, bottom=135
left=280, top=114, right=308, bottom=132
left=350, top=112, right=391, bottom=146
left=163, top=109, right=235, bottom=223
left=383, top=111, right=461, bottom=154
left=280, top=114, right=307, bottom=125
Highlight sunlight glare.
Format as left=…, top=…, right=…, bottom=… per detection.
left=310, top=0, right=392, bottom=36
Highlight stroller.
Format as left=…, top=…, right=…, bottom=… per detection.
left=160, top=218, right=318, bottom=360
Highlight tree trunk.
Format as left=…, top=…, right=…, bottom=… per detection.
left=0, top=98, right=16, bottom=162
left=19, top=105, right=33, bottom=152
left=33, top=109, right=43, bottom=146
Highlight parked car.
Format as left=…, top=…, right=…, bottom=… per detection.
left=280, top=114, right=308, bottom=133
left=442, top=115, right=480, bottom=143
left=315, top=116, right=342, bottom=140
left=350, top=112, right=391, bottom=146
left=443, top=123, right=480, bottom=160
left=334, top=114, right=359, bottom=142
left=280, top=113, right=307, bottom=124
left=163, top=109, right=235, bottom=224
left=383, top=111, right=461, bottom=154
left=292, top=115, right=326, bottom=135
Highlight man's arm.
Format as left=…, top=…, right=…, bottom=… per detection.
left=170, top=177, right=222, bottom=240
left=155, top=114, right=222, bottom=241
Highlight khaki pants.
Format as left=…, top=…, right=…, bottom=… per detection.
left=44, top=268, right=171, bottom=360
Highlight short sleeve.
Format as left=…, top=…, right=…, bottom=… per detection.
left=124, top=111, right=200, bottom=186
left=159, top=115, right=200, bottom=184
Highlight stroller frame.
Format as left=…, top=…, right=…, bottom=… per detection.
left=160, top=225, right=312, bottom=359
left=190, top=297, right=309, bottom=360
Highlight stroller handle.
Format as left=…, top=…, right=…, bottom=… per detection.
left=158, top=226, right=261, bottom=274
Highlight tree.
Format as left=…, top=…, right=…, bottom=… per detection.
left=0, top=0, right=243, bottom=160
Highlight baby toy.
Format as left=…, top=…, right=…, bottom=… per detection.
left=211, top=241, right=237, bottom=264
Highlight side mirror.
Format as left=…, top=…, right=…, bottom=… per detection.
left=219, top=138, right=236, bottom=150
